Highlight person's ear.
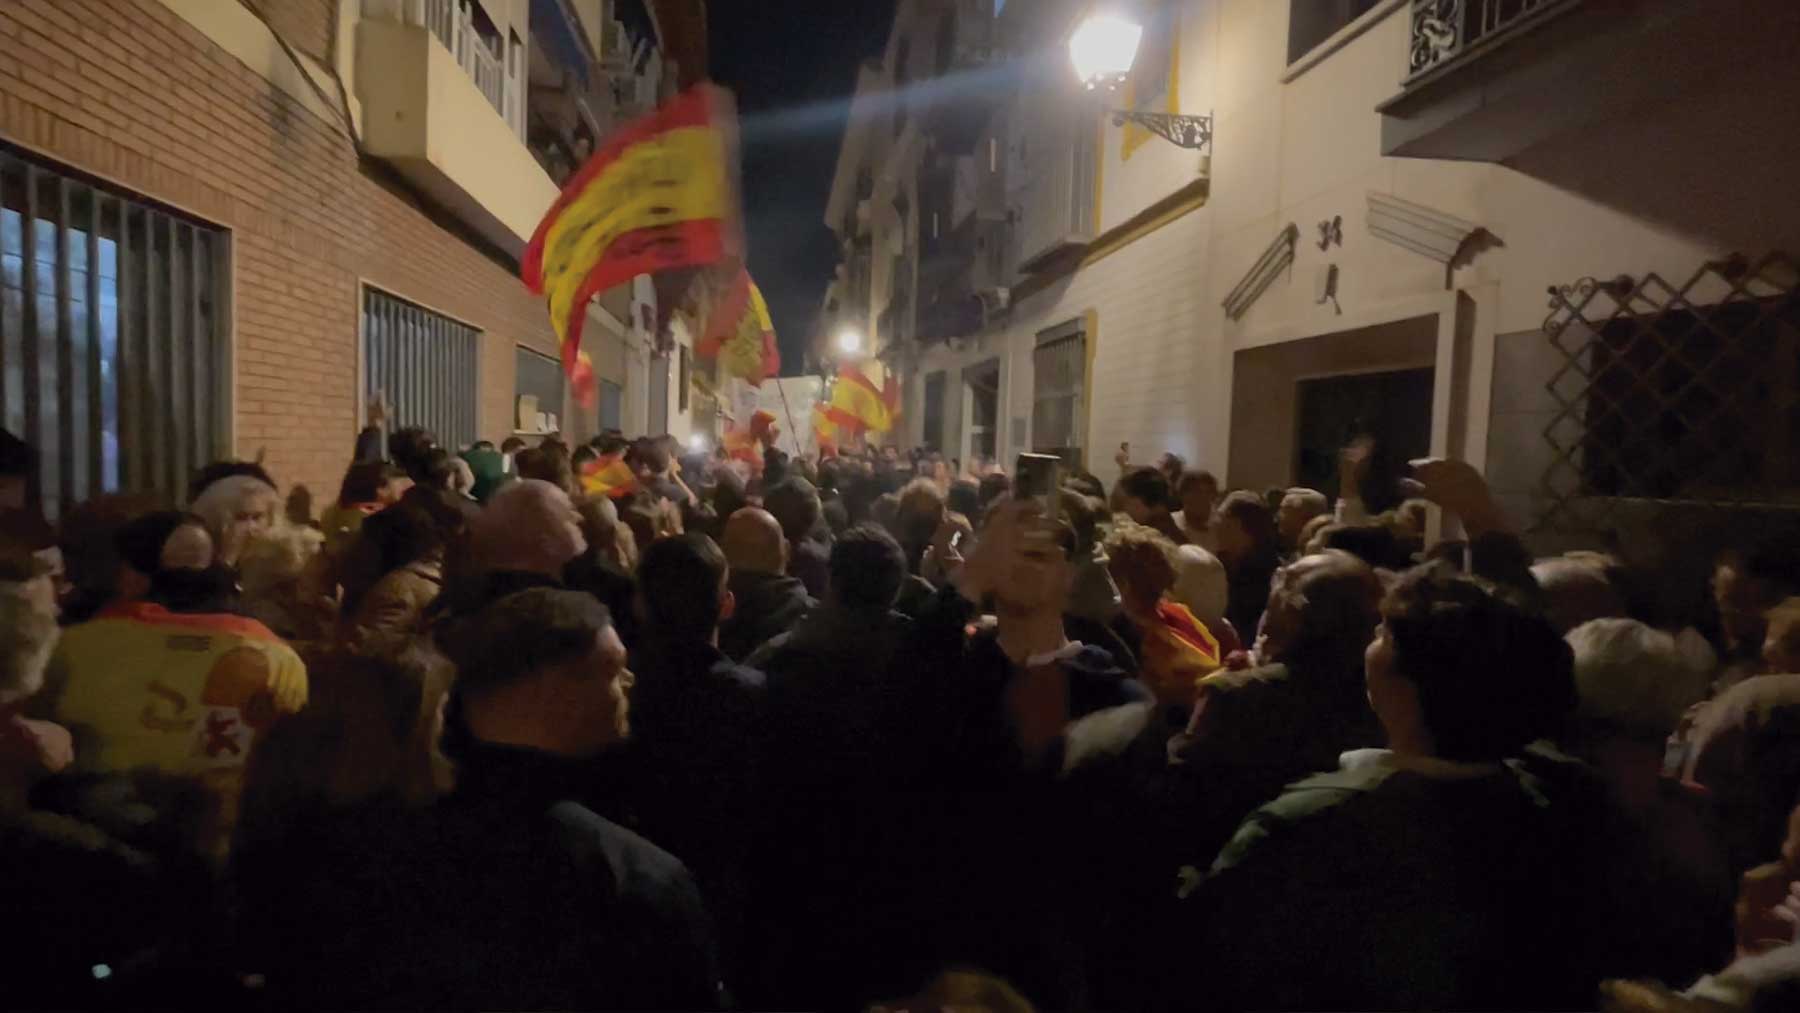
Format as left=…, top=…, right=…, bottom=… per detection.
left=719, top=588, right=736, bottom=623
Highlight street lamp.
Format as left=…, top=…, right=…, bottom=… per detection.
left=1069, top=13, right=1142, bottom=92
left=836, top=329, right=863, bottom=356
left=688, top=432, right=708, bottom=453
left=1069, top=9, right=1215, bottom=153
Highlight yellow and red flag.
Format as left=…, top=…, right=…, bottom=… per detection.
left=821, top=363, right=894, bottom=434
left=695, top=268, right=780, bottom=385
left=579, top=453, right=639, bottom=500
left=522, top=84, right=740, bottom=399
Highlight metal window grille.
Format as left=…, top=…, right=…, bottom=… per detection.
left=1032, top=319, right=1086, bottom=466
left=678, top=345, right=691, bottom=413
left=1406, top=0, right=1576, bottom=82
left=1, top=146, right=228, bottom=517
left=923, top=370, right=947, bottom=451
left=363, top=288, right=478, bottom=449
left=1538, top=253, right=1800, bottom=534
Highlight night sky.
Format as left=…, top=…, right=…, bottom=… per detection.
left=710, top=1, right=896, bottom=375
left=619, top=0, right=895, bottom=375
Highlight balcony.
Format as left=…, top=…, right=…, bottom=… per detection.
left=1379, top=0, right=1800, bottom=163
left=356, top=0, right=558, bottom=254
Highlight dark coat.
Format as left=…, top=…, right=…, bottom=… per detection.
left=718, top=569, right=813, bottom=661
left=624, top=639, right=767, bottom=982
left=239, top=741, right=721, bottom=1010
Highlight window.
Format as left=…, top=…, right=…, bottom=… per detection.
left=923, top=370, right=947, bottom=451
left=362, top=288, right=478, bottom=449
left=678, top=344, right=691, bottom=413
left=514, top=346, right=564, bottom=435
left=1579, top=299, right=1800, bottom=502
left=1287, top=0, right=1382, bottom=64
left=599, top=378, right=623, bottom=431
left=2, top=146, right=228, bottom=516
left=1032, top=319, right=1086, bottom=467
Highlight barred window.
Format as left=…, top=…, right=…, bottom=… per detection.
left=1, top=146, right=229, bottom=517
left=362, top=288, right=478, bottom=449
left=1032, top=318, right=1086, bottom=467
left=1582, top=299, right=1800, bottom=501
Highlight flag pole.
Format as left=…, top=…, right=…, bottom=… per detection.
left=774, top=376, right=803, bottom=459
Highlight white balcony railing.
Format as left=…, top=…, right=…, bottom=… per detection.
left=391, top=0, right=526, bottom=140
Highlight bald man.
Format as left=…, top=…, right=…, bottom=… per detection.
left=718, top=507, right=814, bottom=661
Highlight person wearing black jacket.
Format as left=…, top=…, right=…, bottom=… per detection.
left=717, top=507, right=814, bottom=661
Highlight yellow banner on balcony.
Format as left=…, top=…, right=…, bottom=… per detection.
left=522, top=84, right=741, bottom=402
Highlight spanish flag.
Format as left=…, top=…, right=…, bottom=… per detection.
left=522, top=84, right=741, bottom=391
left=695, top=268, right=780, bottom=385
left=580, top=454, right=639, bottom=500
left=822, top=363, right=894, bottom=434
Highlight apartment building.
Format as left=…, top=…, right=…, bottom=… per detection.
left=0, top=0, right=697, bottom=516
left=827, top=0, right=1800, bottom=563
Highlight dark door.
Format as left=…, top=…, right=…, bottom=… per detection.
left=1295, top=367, right=1434, bottom=505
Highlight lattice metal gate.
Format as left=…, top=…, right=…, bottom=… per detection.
left=1537, top=252, right=1800, bottom=537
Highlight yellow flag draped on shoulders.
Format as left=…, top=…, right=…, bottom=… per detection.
left=522, top=84, right=742, bottom=398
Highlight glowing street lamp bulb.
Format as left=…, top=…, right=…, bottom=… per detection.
left=836, top=330, right=863, bottom=355
left=1069, top=14, right=1142, bottom=90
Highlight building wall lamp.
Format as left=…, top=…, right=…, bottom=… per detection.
left=1071, top=9, right=1214, bottom=152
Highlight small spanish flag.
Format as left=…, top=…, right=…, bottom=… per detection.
left=695, top=268, right=779, bottom=385
left=823, top=363, right=893, bottom=434
left=580, top=454, right=638, bottom=500
left=522, top=84, right=741, bottom=393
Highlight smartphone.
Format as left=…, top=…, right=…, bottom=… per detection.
left=1014, top=453, right=1064, bottom=515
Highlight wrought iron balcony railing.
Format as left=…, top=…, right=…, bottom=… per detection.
left=1405, top=0, right=1582, bottom=83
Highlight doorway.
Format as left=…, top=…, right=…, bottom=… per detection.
left=1296, top=367, right=1435, bottom=502
left=963, top=359, right=1001, bottom=468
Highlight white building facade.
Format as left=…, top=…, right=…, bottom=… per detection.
left=825, top=0, right=1800, bottom=562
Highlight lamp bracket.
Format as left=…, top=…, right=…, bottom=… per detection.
left=1108, top=109, right=1214, bottom=152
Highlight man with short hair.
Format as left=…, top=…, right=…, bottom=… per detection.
left=763, top=477, right=831, bottom=599
left=1173, top=469, right=1219, bottom=550
left=1276, top=488, right=1329, bottom=555
left=269, top=589, right=722, bottom=1009
left=629, top=533, right=766, bottom=985
left=718, top=507, right=814, bottom=661
left=1115, top=467, right=1186, bottom=545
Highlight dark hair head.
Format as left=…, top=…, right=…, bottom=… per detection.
left=629, top=438, right=671, bottom=476
left=1735, top=539, right=1800, bottom=597
left=1118, top=466, right=1171, bottom=511
left=1319, top=522, right=1415, bottom=571
left=188, top=461, right=276, bottom=502
left=948, top=478, right=982, bottom=520
left=764, top=478, right=823, bottom=543
left=594, top=432, right=629, bottom=457
left=115, top=510, right=205, bottom=576
left=977, top=473, right=1011, bottom=514
left=0, top=428, right=36, bottom=479
left=500, top=437, right=527, bottom=454
left=571, top=445, right=600, bottom=471
left=388, top=428, right=438, bottom=481
left=365, top=503, right=444, bottom=573
left=831, top=524, right=907, bottom=611
left=470, top=440, right=496, bottom=453
left=638, top=533, right=728, bottom=637
left=712, top=469, right=749, bottom=520
left=417, top=448, right=458, bottom=491
left=514, top=445, right=574, bottom=492
left=439, top=588, right=613, bottom=698
left=1178, top=470, right=1220, bottom=497
left=1062, top=471, right=1106, bottom=500
left=338, top=461, right=408, bottom=507
left=1218, top=490, right=1280, bottom=549
left=1380, top=564, right=1576, bottom=762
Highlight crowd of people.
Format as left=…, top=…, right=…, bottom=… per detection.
left=3, top=417, right=1800, bottom=1011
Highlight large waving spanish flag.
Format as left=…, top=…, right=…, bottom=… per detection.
left=822, top=363, right=897, bottom=435
left=695, top=268, right=780, bottom=385
left=522, top=84, right=741, bottom=393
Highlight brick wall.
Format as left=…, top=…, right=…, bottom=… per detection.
left=239, top=0, right=338, bottom=65
left=0, top=0, right=561, bottom=503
